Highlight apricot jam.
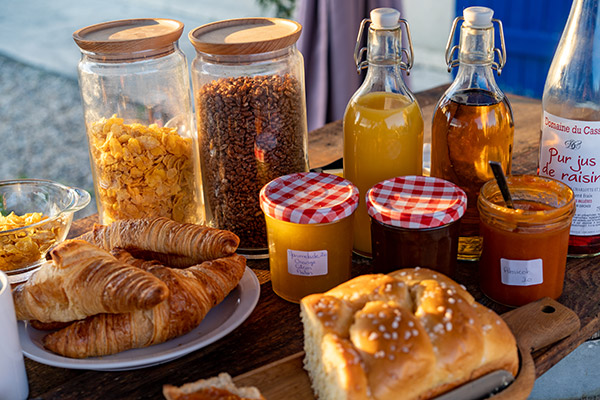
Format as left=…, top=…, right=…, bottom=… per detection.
left=478, top=175, right=575, bottom=306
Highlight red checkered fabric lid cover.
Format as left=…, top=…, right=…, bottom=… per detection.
left=260, top=172, right=359, bottom=224
left=366, top=175, right=467, bottom=229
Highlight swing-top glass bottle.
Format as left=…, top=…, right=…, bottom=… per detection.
left=344, top=7, right=424, bottom=257
left=431, top=6, right=514, bottom=261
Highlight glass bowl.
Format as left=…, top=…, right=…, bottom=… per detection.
left=0, top=179, right=91, bottom=284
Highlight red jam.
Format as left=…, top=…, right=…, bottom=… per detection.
left=365, top=176, right=466, bottom=279
left=371, top=218, right=460, bottom=277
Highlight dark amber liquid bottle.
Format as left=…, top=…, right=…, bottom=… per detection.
left=431, top=89, right=514, bottom=238
left=430, top=7, right=514, bottom=260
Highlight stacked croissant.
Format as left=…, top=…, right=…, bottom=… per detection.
left=12, top=217, right=246, bottom=359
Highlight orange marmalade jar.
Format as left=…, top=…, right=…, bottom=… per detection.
left=260, top=172, right=359, bottom=303
left=478, top=175, right=575, bottom=306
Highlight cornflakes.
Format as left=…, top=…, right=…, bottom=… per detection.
left=0, top=212, right=62, bottom=271
left=88, top=115, right=199, bottom=224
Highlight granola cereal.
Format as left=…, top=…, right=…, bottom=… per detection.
left=196, top=74, right=308, bottom=249
left=88, top=115, right=199, bottom=224
left=0, top=212, right=62, bottom=271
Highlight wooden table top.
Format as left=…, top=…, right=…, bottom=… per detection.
left=24, top=85, right=600, bottom=399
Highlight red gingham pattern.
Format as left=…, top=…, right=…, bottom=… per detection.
left=260, top=172, right=359, bottom=224
left=366, top=175, right=467, bottom=229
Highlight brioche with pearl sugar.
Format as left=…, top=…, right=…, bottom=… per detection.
left=300, top=268, right=518, bottom=400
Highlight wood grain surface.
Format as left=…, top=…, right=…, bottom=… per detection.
left=189, top=18, right=302, bottom=56
left=23, top=85, right=600, bottom=400
left=231, top=298, right=581, bottom=400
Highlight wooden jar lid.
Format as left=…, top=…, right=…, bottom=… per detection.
left=189, top=18, right=302, bottom=55
left=73, top=18, right=184, bottom=57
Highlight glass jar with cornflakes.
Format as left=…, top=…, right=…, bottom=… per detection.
left=189, top=18, right=309, bottom=258
left=73, top=18, right=204, bottom=225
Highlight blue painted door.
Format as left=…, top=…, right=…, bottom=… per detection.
left=455, top=0, right=573, bottom=98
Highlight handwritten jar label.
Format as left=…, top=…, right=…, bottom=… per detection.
left=287, top=250, right=328, bottom=276
left=539, top=112, right=600, bottom=236
left=500, top=258, right=543, bottom=286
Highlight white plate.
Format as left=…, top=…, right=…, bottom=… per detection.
left=19, top=267, right=260, bottom=371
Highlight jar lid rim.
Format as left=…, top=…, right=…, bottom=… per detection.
left=73, top=18, right=184, bottom=55
left=189, top=17, right=302, bottom=56
left=366, top=175, right=467, bottom=228
left=478, top=174, right=575, bottom=221
left=260, top=172, right=359, bottom=224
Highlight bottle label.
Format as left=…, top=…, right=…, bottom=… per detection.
left=287, top=249, right=328, bottom=276
left=539, top=112, right=600, bottom=236
left=500, top=258, right=543, bottom=286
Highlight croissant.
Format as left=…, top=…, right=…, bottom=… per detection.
left=78, top=217, right=240, bottom=267
left=42, top=252, right=247, bottom=358
left=125, top=249, right=202, bottom=269
left=13, top=240, right=169, bottom=323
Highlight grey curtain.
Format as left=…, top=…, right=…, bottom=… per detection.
left=296, top=0, right=405, bottom=132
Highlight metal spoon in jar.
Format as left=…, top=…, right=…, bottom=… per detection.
left=489, top=161, right=515, bottom=209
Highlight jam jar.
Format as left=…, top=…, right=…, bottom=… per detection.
left=73, top=19, right=204, bottom=225
left=259, top=172, right=358, bottom=303
left=189, top=18, right=309, bottom=258
left=478, top=175, right=575, bottom=307
left=366, top=175, right=467, bottom=277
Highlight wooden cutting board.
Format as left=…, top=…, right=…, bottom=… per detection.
left=233, top=297, right=580, bottom=400
left=234, top=352, right=310, bottom=399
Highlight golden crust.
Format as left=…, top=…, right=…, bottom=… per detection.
left=163, top=372, right=264, bottom=400
left=79, top=217, right=240, bottom=266
left=42, top=253, right=246, bottom=358
left=13, top=240, right=169, bottom=322
left=301, top=268, right=519, bottom=400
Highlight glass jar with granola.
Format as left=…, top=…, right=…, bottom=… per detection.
left=74, top=19, right=204, bottom=225
left=189, top=18, right=309, bottom=257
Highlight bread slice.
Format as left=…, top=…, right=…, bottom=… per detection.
left=300, top=268, right=519, bottom=400
left=163, top=372, right=265, bottom=400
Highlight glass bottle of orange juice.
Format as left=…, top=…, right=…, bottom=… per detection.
left=344, top=7, right=424, bottom=257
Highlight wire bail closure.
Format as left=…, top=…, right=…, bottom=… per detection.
left=444, top=16, right=507, bottom=76
left=353, top=17, right=414, bottom=75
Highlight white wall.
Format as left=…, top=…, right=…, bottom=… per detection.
left=402, top=0, right=455, bottom=92
left=0, top=0, right=273, bottom=80
left=0, top=0, right=452, bottom=92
